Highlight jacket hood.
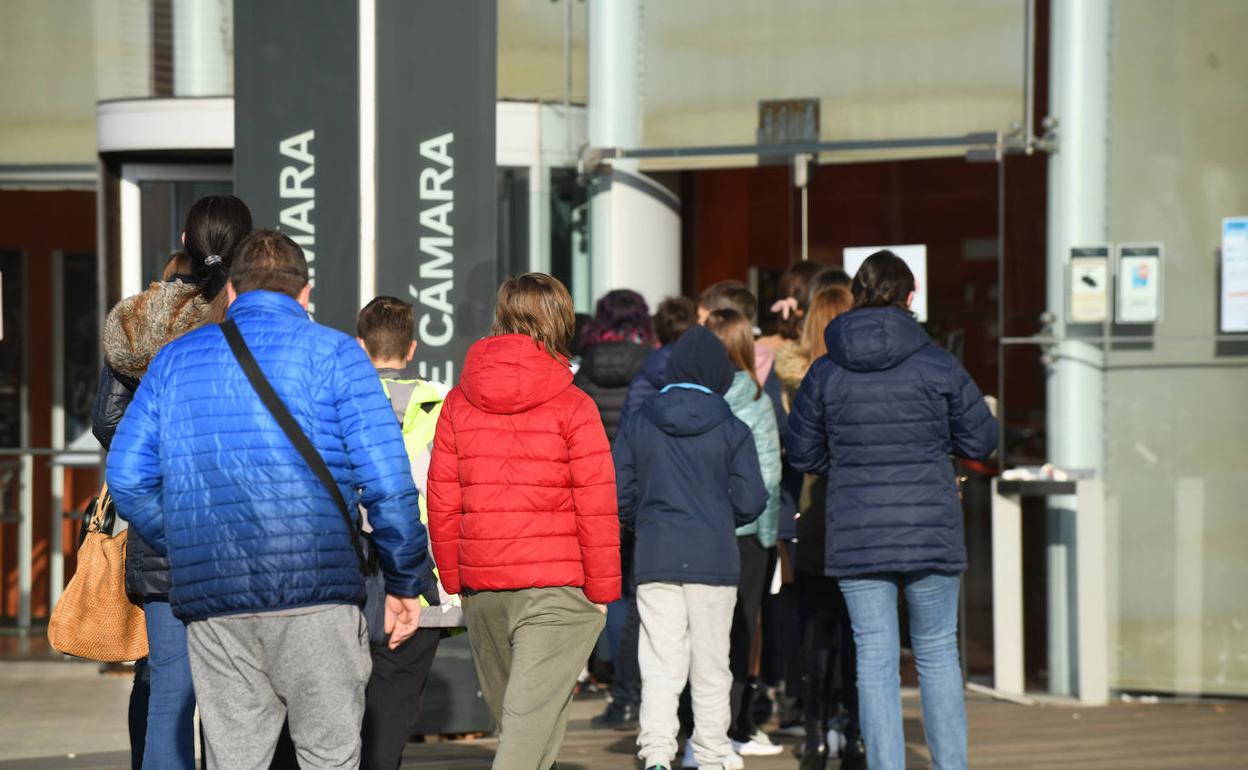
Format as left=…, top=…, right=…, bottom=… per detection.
left=773, top=342, right=811, bottom=390
left=459, top=334, right=573, bottom=414
left=825, top=306, right=930, bottom=373
left=641, top=387, right=734, bottom=438
left=724, top=370, right=763, bottom=411
left=665, top=327, right=735, bottom=395
left=103, top=280, right=214, bottom=379
left=579, top=340, right=649, bottom=388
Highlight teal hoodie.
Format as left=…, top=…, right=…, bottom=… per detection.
left=724, top=370, right=782, bottom=547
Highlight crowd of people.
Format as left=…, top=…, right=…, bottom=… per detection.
left=95, top=194, right=998, bottom=770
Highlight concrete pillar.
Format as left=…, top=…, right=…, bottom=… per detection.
left=173, top=0, right=232, bottom=96
left=587, top=0, right=680, bottom=310
left=1045, top=0, right=1110, bottom=697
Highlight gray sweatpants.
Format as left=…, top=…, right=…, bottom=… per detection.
left=636, top=582, right=737, bottom=770
left=185, top=604, right=372, bottom=770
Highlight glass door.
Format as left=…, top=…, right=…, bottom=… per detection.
left=119, top=163, right=233, bottom=297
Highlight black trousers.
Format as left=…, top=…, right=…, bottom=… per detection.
left=728, top=536, right=771, bottom=741
left=798, top=571, right=860, bottom=742
left=360, top=628, right=442, bottom=770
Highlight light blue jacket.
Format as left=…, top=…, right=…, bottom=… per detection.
left=723, top=371, right=782, bottom=547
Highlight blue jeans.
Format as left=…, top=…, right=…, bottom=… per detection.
left=143, top=600, right=197, bottom=770
left=839, top=571, right=966, bottom=770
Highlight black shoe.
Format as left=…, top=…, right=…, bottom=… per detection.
left=839, top=738, right=866, bottom=770
left=591, top=700, right=639, bottom=730
left=800, top=746, right=829, bottom=770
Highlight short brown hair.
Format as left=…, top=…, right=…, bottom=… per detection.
left=699, top=280, right=757, bottom=322
left=704, top=308, right=761, bottom=399
left=229, top=230, right=309, bottom=298
left=357, top=296, right=414, bottom=361
left=490, top=273, right=576, bottom=360
left=654, top=296, right=697, bottom=345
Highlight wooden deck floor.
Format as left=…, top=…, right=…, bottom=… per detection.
left=399, top=691, right=1248, bottom=770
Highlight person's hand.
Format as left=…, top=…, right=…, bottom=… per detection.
left=384, top=594, right=423, bottom=650
left=595, top=603, right=608, bottom=614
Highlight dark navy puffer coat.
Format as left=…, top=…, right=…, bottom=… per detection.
left=614, top=387, right=768, bottom=587
left=786, top=306, right=998, bottom=577
left=574, top=340, right=649, bottom=444
left=620, top=344, right=673, bottom=423
left=106, top=290, right=432, bottom=621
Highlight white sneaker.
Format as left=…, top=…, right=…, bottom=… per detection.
left=680, top=740, right=698, bottom=769
left=682, top=741, right=746, bottom=769
left=732, top=738, right=784, bottom=757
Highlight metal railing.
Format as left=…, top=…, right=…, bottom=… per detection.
left=0, top=447, right=104, bottom=632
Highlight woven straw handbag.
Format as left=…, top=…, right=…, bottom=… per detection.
left=48, top=483, right=148, bottom=662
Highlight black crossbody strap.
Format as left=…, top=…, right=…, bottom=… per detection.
left=220, top=319, right=369, bottom=573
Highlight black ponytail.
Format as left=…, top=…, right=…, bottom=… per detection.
left=183, top=195, right=253, bottom=302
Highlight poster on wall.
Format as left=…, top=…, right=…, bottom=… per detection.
left=1221, top=217, right=1248, bottom=333
left=843, top=244, right=928, bottom=321
left=1115, top=244, right=1163, bottom=324
left=1068, top=246, right=1110, bottom=324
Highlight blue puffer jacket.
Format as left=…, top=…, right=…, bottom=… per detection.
left=106, top=291, right=432, bottom=621
left=786, top=306, right=997, bottom=577
left=621, top=344, right=672, bottom=423
left=615, top=387, right=768, bottom=587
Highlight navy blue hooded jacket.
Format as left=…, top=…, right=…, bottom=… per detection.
left=106, top=290, right=432, bottom=620
left=786, top=306, right=998, bottom=577
left=621, top=344, right=673, bottom=423
left=614, top=328, right=768, bottom=586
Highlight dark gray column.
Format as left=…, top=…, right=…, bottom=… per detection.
left=376, top=0, right=498, bottom=385
left=234, top=0, right=360, bottom=333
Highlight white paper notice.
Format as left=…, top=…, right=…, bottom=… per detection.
left=1221, top=218, right=1248, bottom=333
left=843, top=244, right=928, bottom=322
left=1116, top=244, right=1163, bottom=324
left=1069, top=249, right=1109, bottom=324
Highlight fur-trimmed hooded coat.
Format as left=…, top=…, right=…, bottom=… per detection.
left=92, top=280, right=215, bottom=599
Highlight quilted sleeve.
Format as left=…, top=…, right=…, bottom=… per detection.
left=105, top=356, right=166, bottom=553
left=728, top=420, right=769, bottom=527
left=332, top=337, right=431, bottom=599
left=566, top=391, right=622, bottom=604
left=91, top=363, right=138, bottom=451
left=425, top=391, right=463, bottom=595
left=947, top=360, right=999, bottom=461
left=785, top=358, right=831, bottom=476
left=612, top=418, right=639, bottom=529
left=753, top=400, right=783, bottom=548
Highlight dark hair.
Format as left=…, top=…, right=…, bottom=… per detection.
left=357, top=296, right=415, bottom=362
left=229, top=230, right=309, bottom=298
left=580, top=289, right=655, bottom=350
left=704, top=308, right=761, bottom=399
left=654, top=296, right=697, bottom=345
left=184, top=195, right=253, bottom=302
left=699, top=280, right=757, bottom=322
left=809, top=266, right=852, bottom=305
left=851, top=250, right=915, bottom=311
left=773, top=261, right=825, bottom=340
left=491, top=273, right=576, bottom=360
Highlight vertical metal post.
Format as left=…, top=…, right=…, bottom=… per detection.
left=17, top=255, right=32, bottom=631
left=991, top=482, right=1025, bottom=697
left=50, top=252, right=66, bottom=610
left=1046, top=0, right=1111, bottom=697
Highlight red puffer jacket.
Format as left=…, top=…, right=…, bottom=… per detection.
left=427, top=334, right=622, bottom=604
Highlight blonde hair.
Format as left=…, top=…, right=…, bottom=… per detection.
left=800, top=286, right=854, bottom=363
left=490, top=273, right=576, bottom=360
left=705, top=308, right=761, bottom=399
